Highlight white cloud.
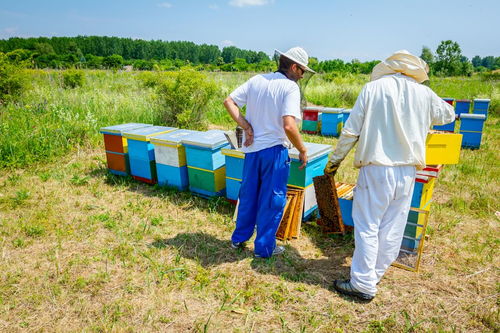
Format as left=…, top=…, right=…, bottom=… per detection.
left=158, top=2, right=173, bottom=8
left=4, top=27, right=18, bottom=34
left=229, top=0, right=270, bottom=8
left=220, top=40, right=235, bottom=47
left=209, top=4, right=219, bottom=10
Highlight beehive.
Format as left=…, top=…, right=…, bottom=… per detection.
left=433, top=98, right=456, bottom=132
left=455, top=99, right=471, bottom=115
left=99, top=123, right=152, bottom=176
left=321, top=107, right=344, bottom=137
left=288, top=142, right=332, bottom=220
left=459, top=113, right=486, bottom=149
left=151, top=129, right=199, bottom=190
left=301, top=107, right=322, bottom=134
left=221, top=148, right=245, bottom=202
left=122, top=126, right=177, bottom=184
left=425, top=132, right=463, bottom=165
left=473, top=98, right=490, bottom=118
left=182, top=130, right=229, bottom=197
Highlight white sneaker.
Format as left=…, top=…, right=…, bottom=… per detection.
left=254, top=245, right=285, bottom=258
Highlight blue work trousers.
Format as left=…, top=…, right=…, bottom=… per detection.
left=232, top=145, right=290, bottom=257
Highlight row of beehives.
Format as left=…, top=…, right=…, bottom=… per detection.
left=99, top=123, right=332, bottom=221
left=302, top=97, right=490, bottom=149
left=101, top=123, right=462, bottom=233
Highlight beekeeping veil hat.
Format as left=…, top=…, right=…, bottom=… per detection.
left=275, top=47, right=316, bottom=74
left=370, top=50, right=429, bottom=83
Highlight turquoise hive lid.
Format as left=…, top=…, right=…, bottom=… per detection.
left=122, top=126, right=177, bottom=141
left=322, top=107, right=344, bottom=113
left=99, top=123, right=152, bottom=135
left=181, top=129, right=229, bottom=149
left=150, top=129, right=199, bottom=146
left=289, top=142, right=332, bottom=162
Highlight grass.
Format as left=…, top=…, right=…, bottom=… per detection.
left=0, top=70, right=499, bottom=331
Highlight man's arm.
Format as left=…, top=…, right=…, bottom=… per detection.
left=283, top=115, right=307, bottom=169
left=223, top=96, right=253, bottom=147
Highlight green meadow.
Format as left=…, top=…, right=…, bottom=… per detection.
left=0, top=70, right=498, bottom=331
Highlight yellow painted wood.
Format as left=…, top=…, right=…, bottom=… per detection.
left=425, top=133, right=463, bottom=165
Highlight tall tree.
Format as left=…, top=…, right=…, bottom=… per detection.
left=435, top=40, right=463, bottom=76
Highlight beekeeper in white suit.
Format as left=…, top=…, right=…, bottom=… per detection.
left=324, top=50, right=455, bottom=301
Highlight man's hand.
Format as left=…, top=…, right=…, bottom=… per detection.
left=324, top=161, right=340, bottom=177
left=298, top=149, right=308, bottom=170
left=243, top=125, right=254, bottom=147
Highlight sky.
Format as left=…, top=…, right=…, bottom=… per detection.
left=0, top=0, right=498, bottom=62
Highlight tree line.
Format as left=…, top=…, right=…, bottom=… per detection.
left=0, top=36, right=498, bottom=76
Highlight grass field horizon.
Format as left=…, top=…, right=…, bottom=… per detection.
left=0, top=70, right=498, bottom=332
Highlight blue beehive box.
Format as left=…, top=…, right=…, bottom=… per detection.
left=321, top=107, right=344, bottom=136
left=433, top=98, right=456, bottom=132
left=288, top=142, right=332, bottom=220
left=100, top=123, right=152, bottom=176
left=342, top=108, right=352, bottom=124
left=123, top=126, right=177, bottom=184
left=459, top=113, right=486, bottom=149
left=151, top=129, right=199, bottom=190
left=455, top=99, right=471, bottom=116
left=473, top=98, right=490, bottom=118
left=182, top=130, right=230, bottom=197
left=221, top=148, right=245, bottom=202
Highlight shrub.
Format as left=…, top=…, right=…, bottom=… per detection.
left=0, top=53, right=28, bottom=105
left=156, top=69, right=219, bottom=130
left=62, top=69, right=86, bottom=88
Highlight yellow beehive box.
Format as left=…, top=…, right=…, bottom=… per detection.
left=425, top=133, right=462, bottom=165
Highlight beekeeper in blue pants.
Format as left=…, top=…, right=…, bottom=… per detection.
left=223, top=47, right=314, bottom=258
left=324, top=50, right=455, bottom=300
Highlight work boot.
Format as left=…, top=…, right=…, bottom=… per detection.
left=333, top=279, right=374, bottom=301
left=254, top=245, right=285, bottom=258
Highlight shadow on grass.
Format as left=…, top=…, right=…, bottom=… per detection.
left=88, top=165, right=234, bottom=217
left=152, top=230, right=355, bottom=295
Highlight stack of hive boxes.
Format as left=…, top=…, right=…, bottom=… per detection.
left=99, top=123, right=151, bottom=176
left=122, top=126, right=177, bottom=184
left=182, top=130, right=229, bottom=198
left=336, top=132, right=463, bottom=252
left=151, top=129, right=199, bottom=190
left=459, top=114, right=486, bottom=149
left=321, top=108, right=344, bottom=136
left=473, top=98, right=490, bottom=117
left=301, top=107, right=322, bottom=134
left=288, top=142, right=332, bottom=220
left=221, top=148, right=245, bottom=203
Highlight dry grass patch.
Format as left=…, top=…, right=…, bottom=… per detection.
left=0, top=122, right=499, bottom=333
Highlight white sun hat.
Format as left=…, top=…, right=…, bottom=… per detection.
left=275, top=47, right=316, bottom=73
left=370, top=50, right=429, bottom=83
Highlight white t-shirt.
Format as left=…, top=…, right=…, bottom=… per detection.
left=230, top=72, right=302, bottom=153
left=343, top=73, right=455, bottom=168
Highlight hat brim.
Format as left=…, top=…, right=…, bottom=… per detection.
left=275, top=49, right=316, bottom=74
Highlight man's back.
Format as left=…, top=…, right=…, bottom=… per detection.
left=344, top=73, right=454, bottom=168
left=230, top=72, right=301, bottom=153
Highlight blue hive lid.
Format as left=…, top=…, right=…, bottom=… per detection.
left=150, top=129, right=199, bottom=146
left=322, top=107, right=344, bottom=114
left=474, top=98, right=490, bottom=102
left=460, top=113, right=486, bottom=120
left=181, top=129, right=229, bottom=149
left=442, top=97, right=455, bottom=101
left=289, top=142, right=332, bottom=162
left=99, top=123, right=152, bottom=135
left=122, top=126, right=177, bottom=141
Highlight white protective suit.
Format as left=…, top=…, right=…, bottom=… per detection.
left=330, top=51, right=455, bottom=296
